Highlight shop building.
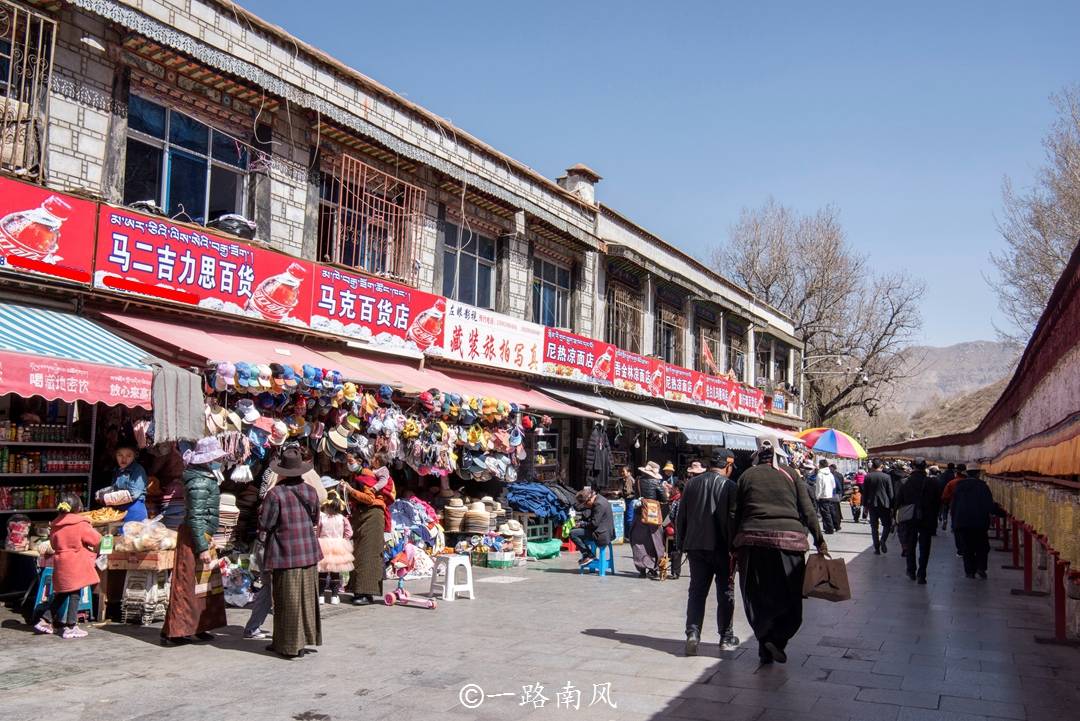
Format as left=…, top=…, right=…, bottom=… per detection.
left=1, top=0, right=807, bottom=526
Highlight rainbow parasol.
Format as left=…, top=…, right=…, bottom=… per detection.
left=797, top=427, right=868, bottom=459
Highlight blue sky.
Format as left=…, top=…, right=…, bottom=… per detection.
left=243, top=1, right=1079, bottom=346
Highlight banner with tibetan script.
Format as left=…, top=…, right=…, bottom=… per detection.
left=542, top=328, right=615, bottom=384
left=663, top=364, right=706, bottom=404
left=0, top=175, right=97, bottom=285
left=436, top=300, right=544, bottom=374
left=311, top=265, right=445, bottom=353
left=94, top=207, right=314, bottom=327
left=612, top=348, right=665, bottom=398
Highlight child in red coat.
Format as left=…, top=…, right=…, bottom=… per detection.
left=34, top=493, right=101, bottom=638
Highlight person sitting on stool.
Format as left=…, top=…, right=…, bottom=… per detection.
left=571, top=487, right=614, bottom=564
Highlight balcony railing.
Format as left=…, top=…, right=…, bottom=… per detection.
left=0, top=0, right=55, bottom=183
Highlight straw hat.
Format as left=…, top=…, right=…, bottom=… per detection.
left=638, top=461, right=662, bottom=479
left=467, top=501, right=487, bottom=513
left=686, top=461, right=706, bottom=475
left=504, top=519, right=525, bottom=536
left=446, top=498, right=465, bottom=509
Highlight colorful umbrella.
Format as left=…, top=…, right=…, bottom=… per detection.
left=796, top=427, right=867, bottom=459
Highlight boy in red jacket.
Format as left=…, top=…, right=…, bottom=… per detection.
left=34, top=493, right=101, bottom=638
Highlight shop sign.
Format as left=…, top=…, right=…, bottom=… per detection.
left=702, top=375, right=736, bottom=410
left=0, top=175, right=97, bottom=285
left=94, top=207, right=314, bottom=327
left=311, top=265, right=445, bottom=353
left=542, top=328, right=615, bottom=384
left=436, top=300, right=544, bottom=374
left=733, top=384, right=766, bottom=418
left=612, top=348, right=665, bottom=398
left=772, top=393, right=787, bottom=411
left=664, top=364, right=706, bottom=404
left=0, top=350, right=152, bottom=409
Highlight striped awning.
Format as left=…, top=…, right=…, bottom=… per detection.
left=0, top=305, right=153, bottom=408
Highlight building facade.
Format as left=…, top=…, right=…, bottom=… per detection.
left=1, top=0, right=803, bottom=426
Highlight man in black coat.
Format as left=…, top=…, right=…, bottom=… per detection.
left=862, top=459, right=895, bottom=554
left=950, top=467, right=1004, bottom=579
left=571, top=487, right=614, bottom=564
left=895, top=458, right=942, bottom=583
left=676, top=448, right=738, bottom=656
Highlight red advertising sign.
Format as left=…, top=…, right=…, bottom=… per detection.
left=732, top=383, right=766, bottom=418
left=311, top=265, right=445, bottom=353
left=703, top=375, right=736, bottom=411
left=612, top=348, right=665, bottom=398
left=542, top=328, right=615, bottom=384
left=0, top=350, right=152, bottom=409
left=94, top=207, right=314, bottom=327
left=0, top=175, right=97, bottom=285
left=664, top=364, right=706, bottom=404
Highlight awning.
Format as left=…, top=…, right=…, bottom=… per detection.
left=0, top=304, right=152, bottom=408
left=102, top=313, right=405, bottom=387
left=535, top=385, right=673, bottom=434
left=433, top=370, right=606, bottom=419
left=626, top=403, right=758, bottom=451
left=732, top=421, right=805, bottom=446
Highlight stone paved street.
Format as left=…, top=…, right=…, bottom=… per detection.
left=3, top=515, right=1080, bottom=721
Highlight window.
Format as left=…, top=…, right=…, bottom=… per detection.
left=532, top=257, right=571, bottom=328
left=697, top=324, right=724, bottom=374
left=317, top=153, right=426, bottom=282
left=0, top=1, right=55, bottom=183
left=727, top=322, right=746, bottom=380
left=756, top=341, right=772, bottom=384
left=654, top=304, right=685, bottom=364
left=606, top=283, right=643, bottom=353
left=442, top=221, right=496, bottom=308
left=123, top=94, right=248, bottom=224
left=774, top=346, right=790, bottom=385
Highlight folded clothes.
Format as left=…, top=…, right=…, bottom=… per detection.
left=506, top=482, right=568, bottom=522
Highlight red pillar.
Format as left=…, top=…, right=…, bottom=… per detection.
left=1002, top=516, right=1021, bottom=570
left=1011, top=524, right=1048, bottom=597
left=1034, top=556, right=1080, bottom=646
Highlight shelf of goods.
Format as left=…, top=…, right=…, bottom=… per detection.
left=525, top=430, right=560, bottom=482
left=0, top=408, right=97, bottom=517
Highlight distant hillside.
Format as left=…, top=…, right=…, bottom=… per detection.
left=850, top=340, right=1019, bottom=447
left=885, top=341, right=1019, bottom=419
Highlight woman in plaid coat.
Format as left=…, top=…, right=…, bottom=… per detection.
left=260, top=446, right=323, bottom=658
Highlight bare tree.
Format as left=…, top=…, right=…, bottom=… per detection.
left=715, top=200, right=925, bottom=426
left=990, top=87, right=1080, bottom=344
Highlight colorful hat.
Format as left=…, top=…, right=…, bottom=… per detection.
left=256, top=364, right=272, bottom=390
left=327, top=424, right=351, bottom=452
left=342, top=382, right=359, bottom=402
left=213, top=362, right=236, bottom=392
left=281, top=364, right=299, bottom=389
left=204, top=404, right=228, bottom=434
left=268, top=420, right=289, bottom=446
left=638, top=461, right=662, bottom=479
left=662, top=461, right=675, bottom=473
left=236, top=398, right=260, bottom=424
left=183, top=437, right=227, bottom=466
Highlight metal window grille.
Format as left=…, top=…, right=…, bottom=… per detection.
left=0, top=0, right=55, bottom=183
left=326, top=152, right=426, bottom=284
left=654, top=304, right=686, bottom=364
left=698, top=325, right=724, bottom=374
left=606, top=283, right=642, bottom=354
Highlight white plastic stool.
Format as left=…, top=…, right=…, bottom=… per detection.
left=429, top=554, right=475, bottom=601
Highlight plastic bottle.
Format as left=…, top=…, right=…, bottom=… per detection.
left=0, top=195, right=73, bottom=261
left=246, top=262, right=307, bottom=321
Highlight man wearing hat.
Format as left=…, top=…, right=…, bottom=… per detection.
left=676, top=449, right=739, bottom=656
left=895, top=457, right=942, bottom=584
left=571, top=487, right=615, bottom=566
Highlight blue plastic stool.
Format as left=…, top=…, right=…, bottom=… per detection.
left=578, top=541, right=615, bottom=577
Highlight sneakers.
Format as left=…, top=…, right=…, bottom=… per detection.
left=352, top=595, right=373, bottom=606
left=720, top=633, right=740, bottom=651
left=61, top=626, right=88, bottom=639
left=684, top=628, right=700, bottom=657
left=244, top=628, right=269, bottom=640
left=33, top=619, right=53, bottom=635
left=330, top=595, right=340, bottom=605
left=578, top=555, right=593, bottom=566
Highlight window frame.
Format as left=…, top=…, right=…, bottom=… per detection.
left=654, top=302, right=686, bottom=364
left=605, top=282, right=643, bottom=354
left=697, top=323, right=724, bottom=374
left=123, top=94, right=249, bottom=225
left=441, top=220, right=497, bottom=309
left=532, top=256, right=572, bottom=328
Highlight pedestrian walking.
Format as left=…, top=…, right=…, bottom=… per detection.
left=162, top=437, right=228, bottom=646
left=862, top=459, right=895, bottom=554
left=260, top=445, right=323, bottom=659
left=813, top=460, right=836, bottom=534
left=344, top=464, right=394, bottom=606
left=630, top=461, right=668, bottom=578
left=937, top=463, right=957, bottom=530
left=828, top=463, right=844, bottom=531
left=32, top=493, right=100, bottom=639
left=732, top=441, right=827, bottom=664
left=676, top=450, right=739, bottom=656
left=950, top=467, right=1005, bottom=579
left=895, top=458, right=942, bottom=584
left=850, top=469, right=866, bottom=523
left=942, top=464, right=967, bottom=555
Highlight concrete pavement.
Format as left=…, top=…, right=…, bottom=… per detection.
left=2, top=513, right=1079, bottom=720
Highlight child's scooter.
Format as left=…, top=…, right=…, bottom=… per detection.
left=383, top=544, right=437, bottom=609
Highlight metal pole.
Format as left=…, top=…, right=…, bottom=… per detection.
left=1034, top=557, right=1079, bottom=646
left=1012, top=524, right=1049, bottom=597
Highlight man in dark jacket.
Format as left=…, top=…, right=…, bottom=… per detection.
left=862, top=459, right=895, bottom=554
left=571, top=487, right=614, bottom=564
left=676, top=448, right=738, bottom=656
left=895, top=458, right=941, bottom=583
left=950, top=467, right=1004, bottom=579
left=828, top=463, right=844, bottom=531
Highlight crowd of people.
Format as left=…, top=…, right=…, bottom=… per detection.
left=569, top=448, right=1007, bottom=663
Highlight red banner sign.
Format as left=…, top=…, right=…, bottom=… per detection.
left=0, top=350, right=152, bottom=408
left=664, top=364, right=706, bottom=404
left=732, top=383, right=766, bottom=418
left=0, top=175, right=96, bottom=285
left=311, top=265, right=445, bottom=353
left=612, top=348, right=665, bottom=398
left=542, top=328, right=615, bottom=384
left=94, top=207, right=314, bottom=327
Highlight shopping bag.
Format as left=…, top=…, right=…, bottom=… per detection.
left=640, top=499, right=663, bottom=526
left=194, top=558, right=224, bottom=598
left=802, top=552, right=851, bottom=602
